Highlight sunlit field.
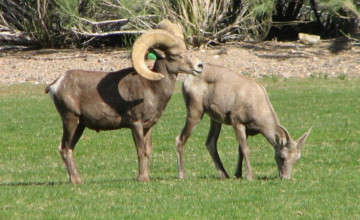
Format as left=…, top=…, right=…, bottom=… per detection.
left=0, top=78, right=359, bottom=219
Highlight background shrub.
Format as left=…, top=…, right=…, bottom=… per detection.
left=0, top=0, right=359, bottom=48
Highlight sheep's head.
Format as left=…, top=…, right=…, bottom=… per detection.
left=274, top=126, right=312, bottom=179
left=131, top=23, right=202, bottom=80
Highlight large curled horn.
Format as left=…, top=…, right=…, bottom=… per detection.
left=131, top=29, right=178, bottom=80
left=156, top=19, right=185, bottom=42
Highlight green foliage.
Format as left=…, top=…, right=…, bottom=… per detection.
left=0, top=0, right=58, bottom=47
left=157, top=0, right=276, bottom=45
left=250, top=0, right=275, bottom=17
left=1, top=0, right=359, bottom=47
left=54, top=0, right=156, bottom=27
left=0, top=78, right=359, bottom=218
left=55, top=0, right=81, bottom=29
left=322, top=0, right=360, bottom=16
left=52, top=0, right=159, bottom=46
left=317, top=0, right=360, bottom=36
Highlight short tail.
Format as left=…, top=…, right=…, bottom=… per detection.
left=45, top=77, right=59, bottom=94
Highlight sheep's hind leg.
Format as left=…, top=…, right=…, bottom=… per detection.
left=234, top=145, right=244, bottom=178
left=233, top=123, right=254, bottom=180
left=59, top=115, right=85, bottom=184
left=205, top=119, right=229, bottom=179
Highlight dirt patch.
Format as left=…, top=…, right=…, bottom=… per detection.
left=1, top=41, right=359, bottom=85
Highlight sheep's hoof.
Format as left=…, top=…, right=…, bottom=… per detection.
left=137, top=175, right=150, bottom=182
left=234, top=172, right=242, bottom=179
left=219, top=172, right=230, bottom=179
left=178, top=172, right=186, bottom=180
left=69, top=177, right=83, bottom=184
left=246, top=175, right=254, bottom=181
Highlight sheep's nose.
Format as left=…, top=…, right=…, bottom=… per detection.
left=197, top=62, right=203, bottom=71
left=194, top=60, right=203, bottom=73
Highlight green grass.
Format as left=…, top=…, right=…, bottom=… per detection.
left=0, top=78, right=359, bottom=219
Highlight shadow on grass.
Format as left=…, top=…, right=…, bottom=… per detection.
left=0, top=178, right=137, bottom=187
left=0, top=181, right=68, bottom=186
left=257, top=175, right=278, bottom=181
left=195, top=174, right=279, bottom=181
left=0, top=177, right=166, bottom=187
left=0, top=175, right=279, bottom=186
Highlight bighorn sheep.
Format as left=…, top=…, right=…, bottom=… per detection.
left=45, top=21, right=203, bottom=183
left=176, top=67, right=311, bottom=180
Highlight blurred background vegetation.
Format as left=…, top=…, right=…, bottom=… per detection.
left=0, top=0, right=359, bottom=48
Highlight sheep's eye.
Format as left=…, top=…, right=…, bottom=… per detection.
left=169, top=54, right=181, bottom=60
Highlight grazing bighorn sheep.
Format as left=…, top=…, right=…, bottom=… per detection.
left=175, top=67, right=312, bottom=180
left=45, top=21, right=203, bottom=183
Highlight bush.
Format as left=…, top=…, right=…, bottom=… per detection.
left=0, top=0, right=58, bottom=47
left=0, top=0, right=359, bottom=48
left=53, top=0, right=161, bottom=47
left=157, top=0, right=274, bottom=46
left=266, top=0, right=360, bottom=40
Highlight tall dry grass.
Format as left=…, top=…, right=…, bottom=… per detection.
left=157, top=0, right=274, bottom=46
left=0, top=0, right=359, bottom=48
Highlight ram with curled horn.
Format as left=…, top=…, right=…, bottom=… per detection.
left=45, top=21, right=203, bottom=183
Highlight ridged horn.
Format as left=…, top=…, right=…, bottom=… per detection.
left=156, top=19, right=185, bottom=41
left=131, top=29, right=178, bottom=80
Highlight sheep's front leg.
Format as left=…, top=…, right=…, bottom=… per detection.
left=205, top=119, right=229, bottom=179
left=176, top=109, right=202, bottom=179
left=233, top=123, right=254, bottom=180
left=132, top=123, right=152, bottom=182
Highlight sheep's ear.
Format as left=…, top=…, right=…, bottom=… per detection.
left=297, top=127, right=312, bottom=149
left=153, top=48, right=166, bottom=59
left=275, top=133, right=285, bottom=147
left=275, top=133, right=281, bottom=146
left=278, top=125, right=291, bottom=147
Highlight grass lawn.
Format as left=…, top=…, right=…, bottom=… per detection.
left=0, top=77, right=359, bottom=219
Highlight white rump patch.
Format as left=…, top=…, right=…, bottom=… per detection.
left=49, top=75, right=64, bottom=102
